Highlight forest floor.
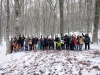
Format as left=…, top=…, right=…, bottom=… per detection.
left=0, top=48, right=100, bottom=75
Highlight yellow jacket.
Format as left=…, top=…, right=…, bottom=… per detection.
left=55, top=41, right=64, bottom=47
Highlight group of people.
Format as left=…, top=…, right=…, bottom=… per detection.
left=10, top=33, right=91, bottom=53
left=55, top=33, right=90, bottom=51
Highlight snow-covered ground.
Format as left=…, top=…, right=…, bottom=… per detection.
left=0, top=41, right=100, bottom=75
left=0, top=31, right=100, bottom=75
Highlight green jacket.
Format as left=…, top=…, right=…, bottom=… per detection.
left=55, top=41, right=64, bottom=47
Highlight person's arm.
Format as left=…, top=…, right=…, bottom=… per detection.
left=82, top=33, right=85, bottom=37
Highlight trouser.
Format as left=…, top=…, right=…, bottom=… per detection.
left=34, top=44, right=37, bottom=50
left=38, top=44, right=41, bottom=50
left=25, top=46, right=28, bottom=51
left=70, top=43, right=74, bottom=50
left=79, top=44, right=83, bottom=51
left=57, top=46, right=61, bottom=50
left=74, top=45, right=78, bottom=50
left=85, top=43, right=90, bottom=50
left=21, top=47, right=24, bottom=51
left=61, top=44, right=64, bottom=50
left=49, top=45, right=54, bottom=50
left=29, top=44, right=32, bottom=51
left=44, top=44, right=48, bottom=49
left=65, top=44, right=68, bottom=50
left=67, top=44, right=70, bottom=50
left=49, top=45, right=51, bottom=50
left=56, top=44, right=58, bottom=50
left=41, top=45, right=45, bottom=50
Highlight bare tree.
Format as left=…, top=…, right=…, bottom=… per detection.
left=59, top=0, right=64, bottom=36
left=92, top=0, right=100, bottom=43
left=14, top=0, right=21, bottom=37
left=0, top=0, right=2, bottom=43
left=47, top=0, right=57, bottom=38
left=6, top=0, right=11, bottom=54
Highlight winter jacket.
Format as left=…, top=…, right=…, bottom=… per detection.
left=55, top=41, right=63, bottom=47
left=69, top=37, right=74, bottom=44
left=73, top=37, right=78, bottom=45
left=84, top=36, right=90, bottom=43
left=32, top=38, right=38, bottom=44
left=64, top=36, right=69, bottom=45
left=44, top=38, right=48, bottom=45
left=20, top=39, right=24, bottom=47
left=79, top=38, right=84, bottom=44
left=82, top=34, right=90, bottom=43
left=41, top=39, right=45, bottom=45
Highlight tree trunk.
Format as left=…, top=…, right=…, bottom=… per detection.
left=43, top=1, right=46, bottom=37
left=0, top=0, right=2, bottom=43
left=21, top=0, right=25, bottom=36
left=14, top=0, right=21, bottom=37
left=6, top=0, right=11, bottom=54
left=86, top=0, right=90, bottom=34
left=92, top=0, right=100, bottom=43
left=79, top=0, right=82, bottom=32
left=59, top=0, right=64, bottom=36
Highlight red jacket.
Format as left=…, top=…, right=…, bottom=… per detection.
left=73, top=37, right=78, bottom=45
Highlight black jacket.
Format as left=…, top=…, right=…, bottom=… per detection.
left=32, top=38, right=38, bottom=44
left=82, top=34, right=90, bottom=43
left=84, top=36, right=90, bottom=43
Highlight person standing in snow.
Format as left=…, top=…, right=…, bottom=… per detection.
left=64, top=35, right=70, bottom=50
left=61, top=35, right=64, bottom=50
left=48, top=38, right=51, bottom=50
left=69, top=35, right=74, bottom=50
left=41, top=38, right=45, bottom=50
left=51, top=38, right=54, bottom=50
left=13, top=37, right=19, bottom=52
left=55, top=37, right=60, bottom=50
left=21, top=36, right=25, bottom=51
left=37, top=38, right=41, bottom=50
left=25, top=38, right=29, bottom=51
left=77, top=35, right=80, bottom=49
left=82, top=33, right=90, bottom=50
left=20, top=37, right=24, bottom=51
left=33, top=37, right=38, bottom=51
left=44, top=37, right=49, bottom=50
left=73, top=35, right=78, bottom=50
left=28, top=38, right=32, bottom=51
left=79, top=36, right=84, bottom=51
left=48, top=38, right=54, bottom=50
left=55, top=40, right=62, bottom=50
left=32, top=36, right=34, bottom=50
